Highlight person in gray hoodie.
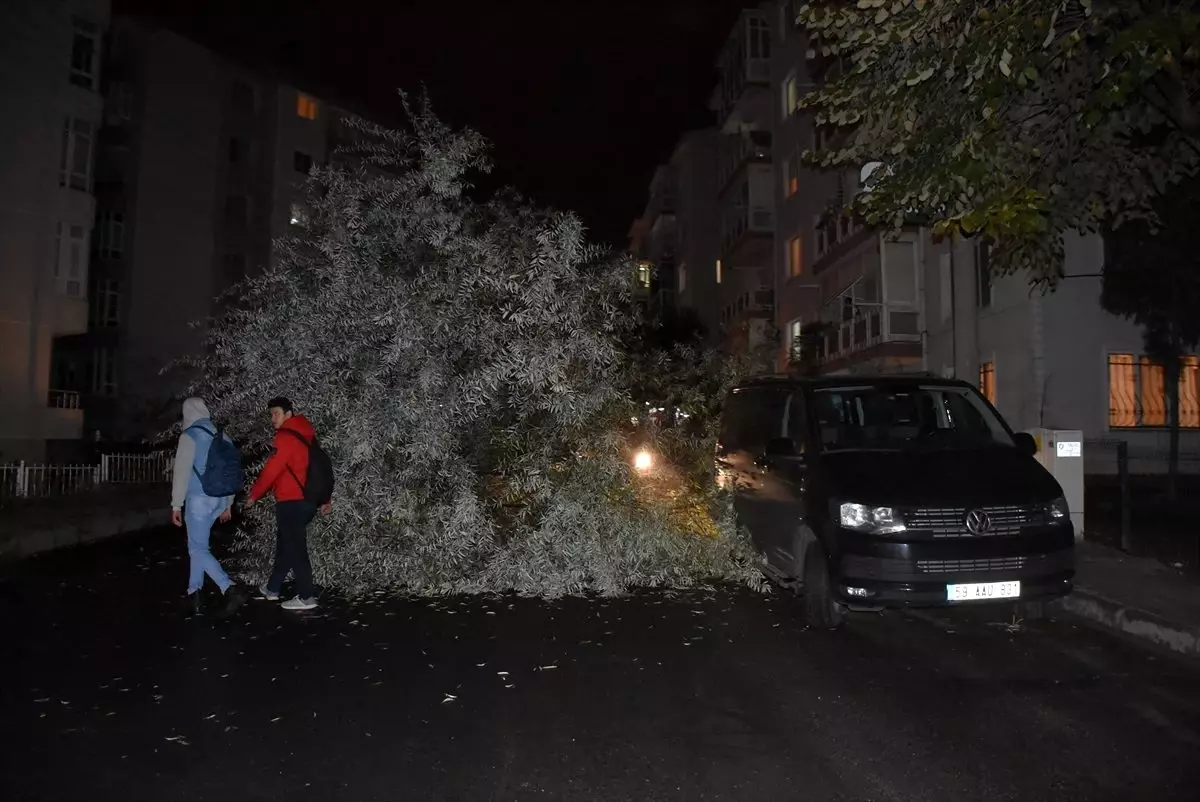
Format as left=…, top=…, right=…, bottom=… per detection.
left=170, top=397, right=247, bottom=617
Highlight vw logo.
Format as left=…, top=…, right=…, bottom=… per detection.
left=964, top=508, right=992, bottom=535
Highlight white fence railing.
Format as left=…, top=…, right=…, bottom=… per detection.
left=0, top=453, right=171, bottom=500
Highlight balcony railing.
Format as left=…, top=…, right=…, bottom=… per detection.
left=721, top=206, right=773, bottom=252
left=817, top=302, right=921, bottom=363
left=48, top=389, right=82, bottom=410
left=718, top=131, right=772, bottom=191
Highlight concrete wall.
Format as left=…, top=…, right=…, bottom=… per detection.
left=120, top=30, right=224, bottom=400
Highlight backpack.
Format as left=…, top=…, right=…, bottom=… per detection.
left=184, top=423, right=245, bottom=497
left=279, top=428, right=334, bottom=505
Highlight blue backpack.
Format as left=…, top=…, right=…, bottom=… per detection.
left=184, top=423, right=245, bottom=497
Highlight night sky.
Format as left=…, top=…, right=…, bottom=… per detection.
left=116, top=0, right=748, bottom=247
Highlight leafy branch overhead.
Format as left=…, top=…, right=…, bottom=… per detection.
left=798, top=0, right=1200, bottom=281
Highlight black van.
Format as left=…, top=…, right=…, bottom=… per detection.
left=717, top=375, right=1075, bottom=629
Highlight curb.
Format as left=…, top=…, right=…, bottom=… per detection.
left=1059, top=586, right=1200, bottom=658
left=1, top=509, right=171, bottom=559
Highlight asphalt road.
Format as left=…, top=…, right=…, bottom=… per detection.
left=2, top=527, right=1198, bottom=802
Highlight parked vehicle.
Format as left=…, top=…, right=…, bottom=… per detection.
left=717, top=374, right=1075, bottom=629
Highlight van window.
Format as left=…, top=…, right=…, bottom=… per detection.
left=813, top=384, right=1013, bottom=451
left=785, top=391, right=808, bottom=451
left=723, top=387, right=790, bottom=453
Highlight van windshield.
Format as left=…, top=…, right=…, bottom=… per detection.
left=812, top=384, right=1015, bottom=452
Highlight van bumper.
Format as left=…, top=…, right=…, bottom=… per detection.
left=833, top=526, right=1076, bottom=607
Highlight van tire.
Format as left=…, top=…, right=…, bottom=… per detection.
left=803, top=544, right=845, bottom=630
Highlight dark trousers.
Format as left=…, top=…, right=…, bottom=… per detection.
left=268, top=501, right=317, bottom=599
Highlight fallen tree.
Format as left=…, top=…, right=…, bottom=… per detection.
left=184, top=98, right=760, bottom=597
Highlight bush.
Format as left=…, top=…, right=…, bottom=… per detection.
left=184, top=98, right=762, bottom=597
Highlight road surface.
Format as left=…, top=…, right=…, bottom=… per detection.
left=2, top=527, right=1197, bottom=801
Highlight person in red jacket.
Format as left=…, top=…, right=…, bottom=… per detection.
left=245, top=396, right=329, bottom=611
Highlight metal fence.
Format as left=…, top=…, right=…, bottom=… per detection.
left=0, top=452, right=171, bottom=501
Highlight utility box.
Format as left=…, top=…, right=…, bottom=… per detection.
left=1026, top=428, right=1084, bottom=541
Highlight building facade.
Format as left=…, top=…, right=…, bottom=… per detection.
left=0, top=0, right=110, bottom=461
left=712, top=5, right=776, bottom=354
left=46, top=18, right=356, bottom=443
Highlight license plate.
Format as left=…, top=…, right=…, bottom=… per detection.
left=946, top=581, right=1021, bottom=601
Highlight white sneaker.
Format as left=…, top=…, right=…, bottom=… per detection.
left=258, top=583, right=280, bottom=601
left=281, top=596, right=317, bottom=611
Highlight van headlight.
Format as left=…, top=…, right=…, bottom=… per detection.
left=838, top=502, right=906, bottom=535
left=1043, top=496, right=1069, bottom=524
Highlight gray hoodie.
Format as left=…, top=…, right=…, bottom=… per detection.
left=170, top=397, right=234, bottom=512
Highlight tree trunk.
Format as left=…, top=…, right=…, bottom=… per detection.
left=1166, top=355, right=1181, bottom=501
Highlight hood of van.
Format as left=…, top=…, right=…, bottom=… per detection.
left=819, top=447, right=1063, bottom=508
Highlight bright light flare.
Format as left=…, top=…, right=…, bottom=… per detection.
left=633, top=449, right=653, bottom=472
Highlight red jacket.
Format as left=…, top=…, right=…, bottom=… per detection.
left=248, top=415, right=316, bottom=503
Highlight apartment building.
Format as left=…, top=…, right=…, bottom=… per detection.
left=43, top=18, right=359, bottom=443
left=0, top=0, right=109, bottom=461
left=765, top=0, right=1199, bottom=465
left=712, top=6, right=776, bottom=354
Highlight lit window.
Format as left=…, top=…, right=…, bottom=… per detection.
left=678, top=263, right=688, bottom=294
left=1108, top=354, right=1200, bottom=429
left=59, top=118, right=94, bottom=191
left=636, top=260, right=652, bottom=289
left=784, top=153, right=799, bottom=198
left=70, top=19, right=99, bottom=89
left=782, top=73, right=799, bottom=117
left=978, top=361, right=996, bottom=405
left=787, top=236, right=804, bottom=278
left=297, top=93, right=319, bottom=120
left=715, top=259, right=723, bottom=285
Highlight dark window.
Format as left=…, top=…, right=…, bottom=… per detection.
left=786, top=392, right=809, bottom=451
left=221, top=253, right=247, bottom=285
left=70, top=19, right=98, bottom=89
left=293, top=151, right=313, bottom=174
left=976, top=242, right=992, bottom=308
left=721, top=387, right=789, bottom=454
left=230, top=80, right=256, bottom=113
left=224, top=195, right=249, bottom=224
left=229, top=137, right=244, bottom=164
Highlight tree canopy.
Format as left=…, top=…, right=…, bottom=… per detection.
left=184, top=99, right=758, bottom=597
left=798, top=0, right=1200, bottom=282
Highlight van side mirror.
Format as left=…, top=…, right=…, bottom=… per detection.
left=1013, top=432, right=1038, bottom=457
left=765, top=437, right=799, bottom=458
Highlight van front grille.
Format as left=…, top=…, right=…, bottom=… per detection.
left=916, top=556, right=1026, bottom=574
left=905, top=504, right=1039, bottom=537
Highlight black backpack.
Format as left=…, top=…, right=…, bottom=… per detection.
left=279, top=429, right=334, bottom=505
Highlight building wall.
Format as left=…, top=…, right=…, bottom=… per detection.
left=75, top=21, right=351, bottom=441
left=0, top=0, right=108, bottom=461
left=672, top=129, right=721, bottom=340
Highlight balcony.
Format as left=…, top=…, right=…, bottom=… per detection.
left=48, top=389, right=82, bottom=410
left=720, top=204, right=773, bottom=267
left=717, top=130, right=772, bottom=195
left=812, top=236, right=924, bottom=371
left=715, top=10, right=772, bottom=128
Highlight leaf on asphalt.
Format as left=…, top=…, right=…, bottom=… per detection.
left=164, top=736, right=190, bottom=746
left=442, top=694, right=457, bottom=703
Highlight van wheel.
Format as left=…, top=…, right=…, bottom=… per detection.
left=803, top=544, right=845, bottom=630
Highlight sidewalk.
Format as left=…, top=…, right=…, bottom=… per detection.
left=0, top=485, right=169, bottom=560
left=1060, top=540, right=1200, bottom=659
